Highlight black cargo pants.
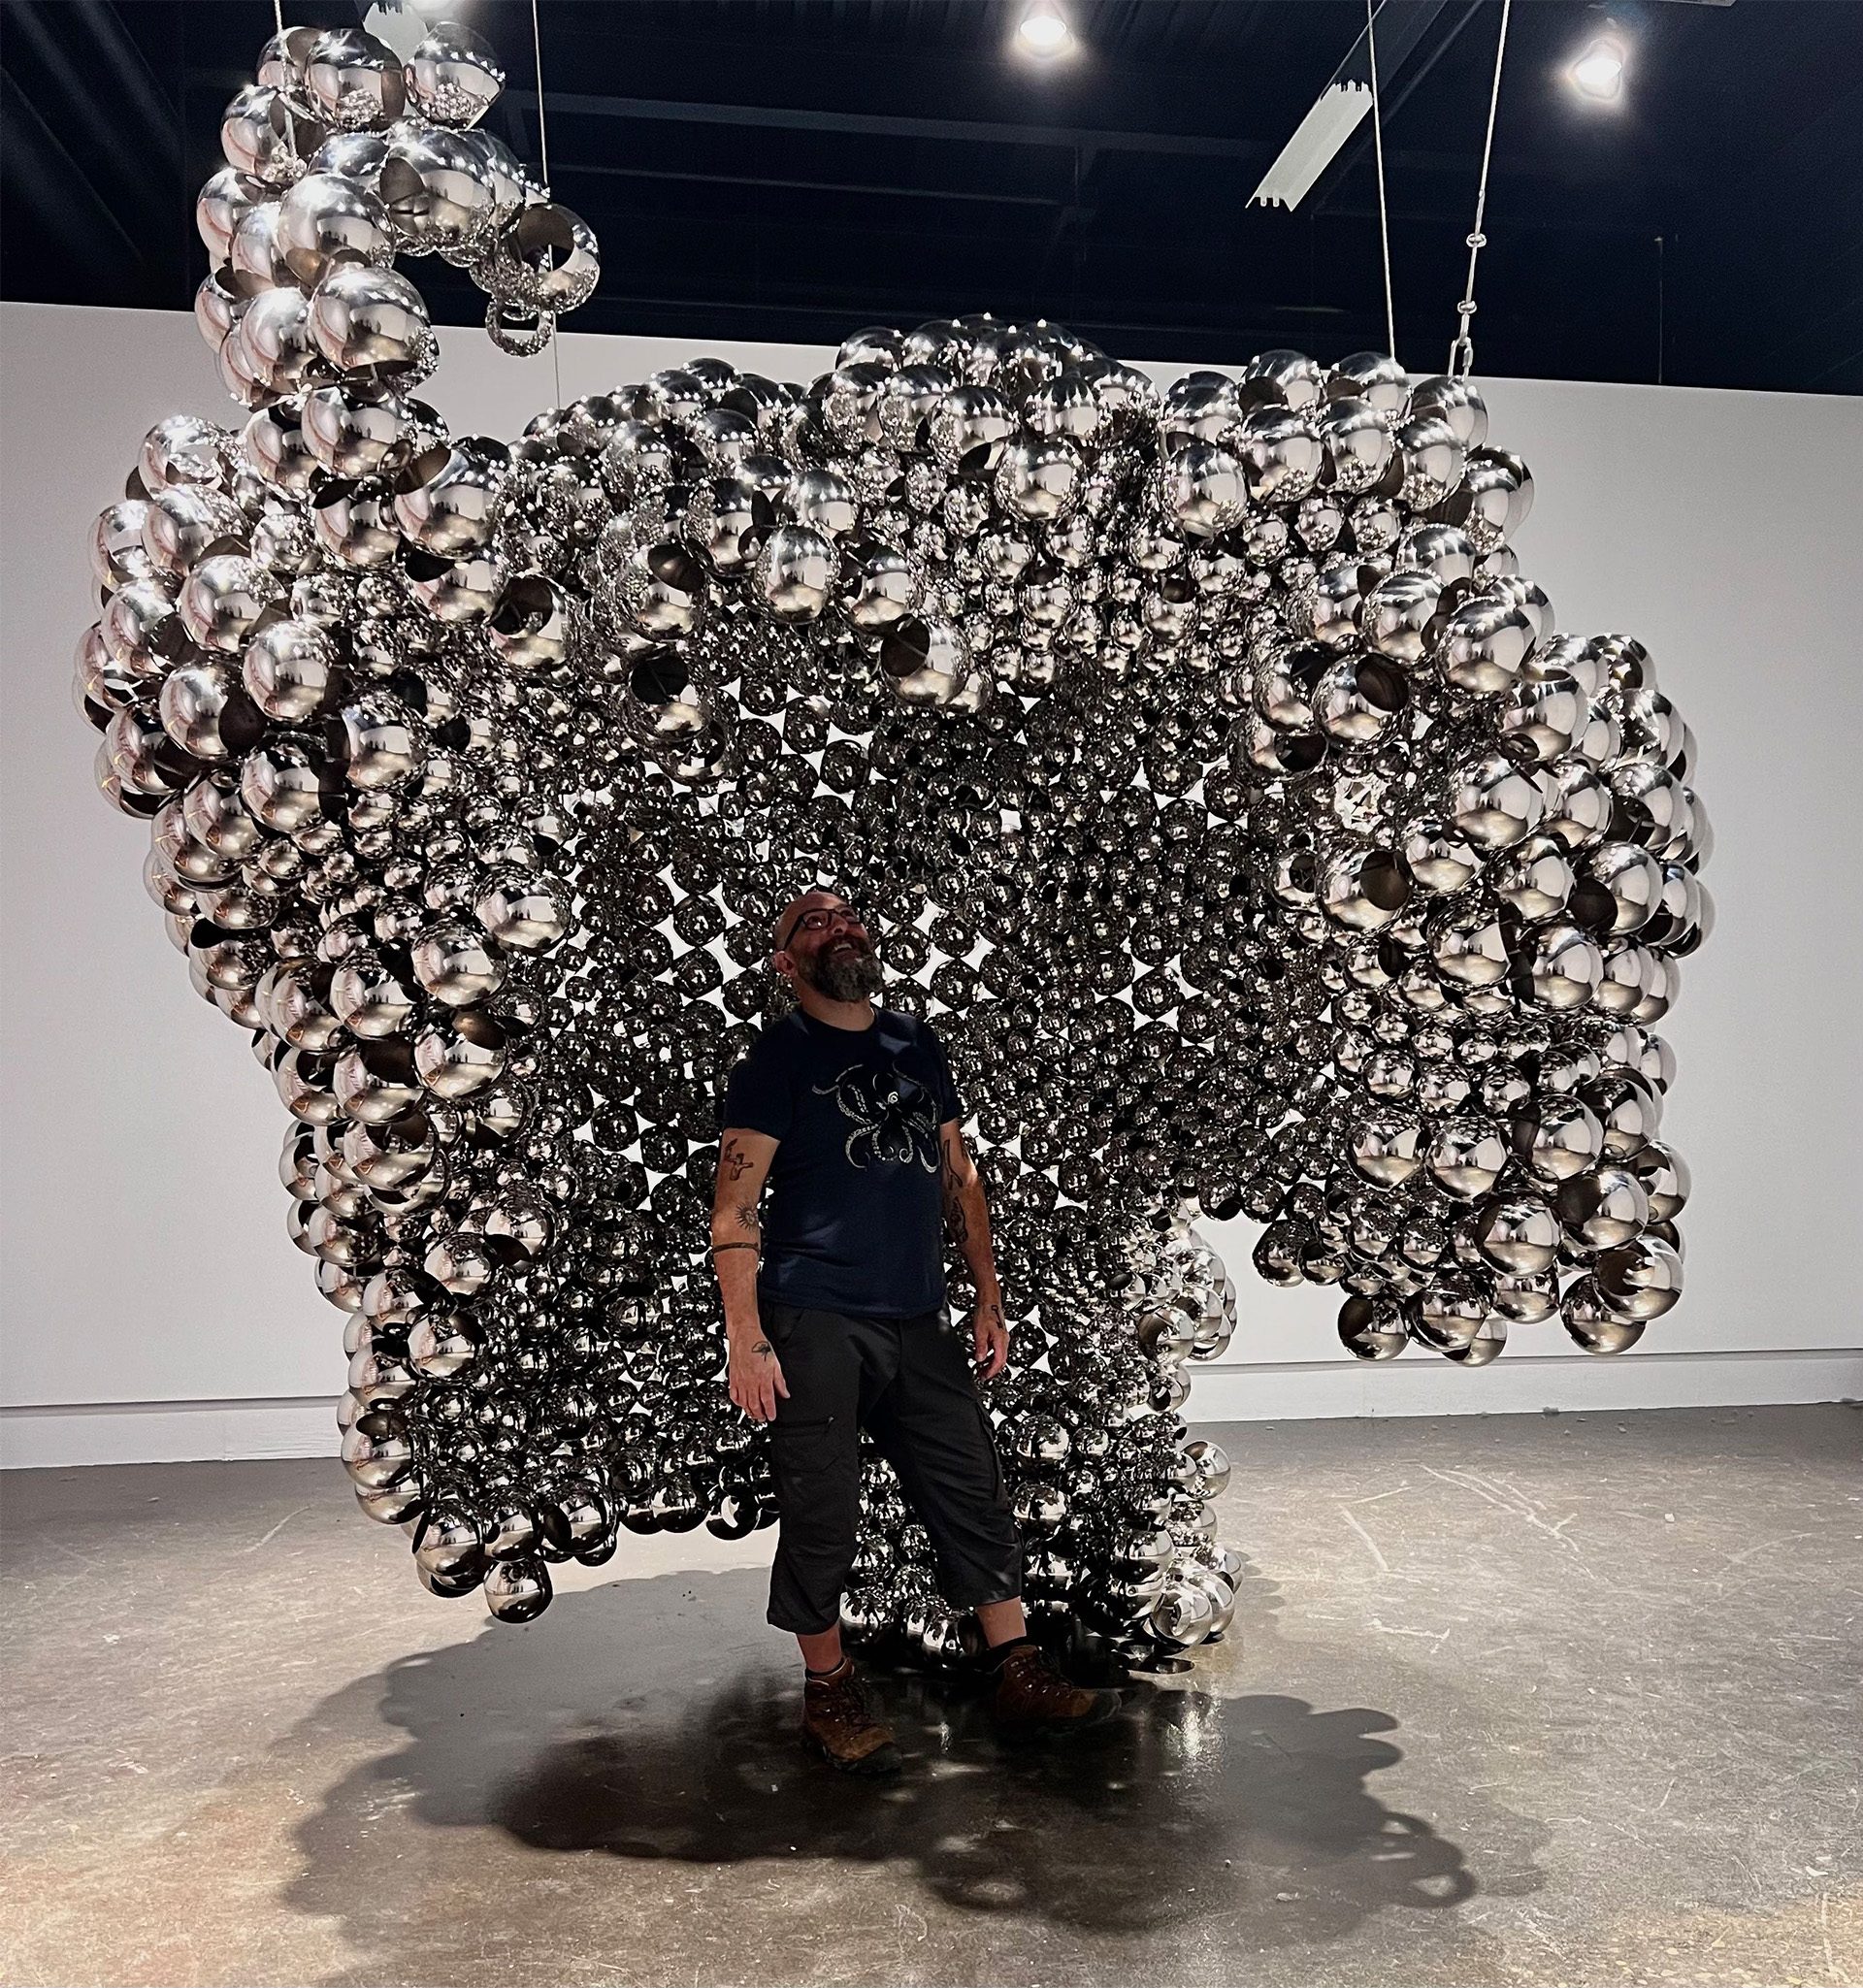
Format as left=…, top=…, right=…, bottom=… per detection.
left=761, top=1301, right=1024, bottom=1635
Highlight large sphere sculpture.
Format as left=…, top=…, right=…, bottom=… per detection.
left=75, top=19, right=1711, bottom=1658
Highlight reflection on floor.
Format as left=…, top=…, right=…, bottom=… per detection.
left=310, top=1573, right=1474, bottom=1939
left=3, top=1405, right=1858, bottom=1987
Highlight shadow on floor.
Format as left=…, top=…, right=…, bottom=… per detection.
left=283, top=1558, right=1492, bottom=1966
left=492, top=1670, right=1471, bottom=1934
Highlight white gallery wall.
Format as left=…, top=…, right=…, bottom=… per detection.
left=2, top=300, right=1857, bottom=1466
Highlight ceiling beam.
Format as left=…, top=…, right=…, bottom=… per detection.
left=557, top=160, right=1062, bottom=208
left=186, top=66, right=1273, bottom=159
left=180, top=71, right=1684, bottom=193
left=500, top=89, right=1274, bottom=161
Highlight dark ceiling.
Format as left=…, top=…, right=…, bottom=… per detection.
left=3, top=0, right=1858, bottom=392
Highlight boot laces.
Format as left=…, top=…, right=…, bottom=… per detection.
left=812, top=1665, right=875, bottom=1726
left=1007, top=1644, right=1076, bottom=1706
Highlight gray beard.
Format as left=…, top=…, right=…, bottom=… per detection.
left=805, top=947, right=884, bottom=1002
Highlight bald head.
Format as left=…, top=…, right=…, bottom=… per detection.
left=772, top=889, right=850, bottom=956
left=770, top=890, right=882, bottom=1004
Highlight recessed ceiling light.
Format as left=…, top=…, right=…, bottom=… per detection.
left=1568, top=27, right=1629, bottom=103
left=1017, top=0, right=1074, bottom=58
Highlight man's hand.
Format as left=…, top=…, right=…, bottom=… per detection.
left=971, top=1292, right=1010, bottom=1381
left=729, top=1330, right=789, bottom=1422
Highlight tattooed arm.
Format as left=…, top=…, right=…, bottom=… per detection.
left=939, top=1119, right=1009, bottom=1380
left=712, top=1127, right=785, bottom=1421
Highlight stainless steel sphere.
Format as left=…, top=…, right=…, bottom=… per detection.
left=879, top=615, right=969, bottom=706
left=406, top=22, right=506, bottom=127
left=753, top=523, right=836, bottom=624
left=310, top=263, right=433, bottom=376
left=278, top=172, right=396, bottom=288
left=304, top=26, right=407, bottom=131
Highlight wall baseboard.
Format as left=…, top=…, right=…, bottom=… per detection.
left=1187, top=1346, right=1862, bottom=1423
left=0, top=1395, right=342, bottom=1469
left=3, top=1348, right=1856, bottom=1468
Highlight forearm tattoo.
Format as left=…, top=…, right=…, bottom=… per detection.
left=715, top=1135, right=764, bottom=1251
left=941, top=1148, right=969, bottom=1246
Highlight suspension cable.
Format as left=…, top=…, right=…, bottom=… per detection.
left=530, top=0, right=553, bottom=195
left=530, top=0, right=563, bottom=406
left=1365, top=0, right=1398, bottom=367
left=1449, top=0, right=1512, bottom=380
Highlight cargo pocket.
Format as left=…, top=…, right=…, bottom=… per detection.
left=769, top=1412, right=840, bottom=1478
left=969, top=1396, right=1008, bottom=1503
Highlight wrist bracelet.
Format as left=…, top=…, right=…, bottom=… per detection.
left=710, top=1242, right=759, bottom=1255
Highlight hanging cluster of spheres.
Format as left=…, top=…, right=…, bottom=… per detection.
left=76, top=20, right=1709, bottom=1648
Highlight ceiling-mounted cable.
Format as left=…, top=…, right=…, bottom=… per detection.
left=275, top=0, right=296, bottom=172
left=1365, top=0, right=1398, bottom=366
left=1449, top=0, right=1512, bottom=379
left=529, top=0, right=563, bottom=406
left=529, top=0, right=553, bottom=196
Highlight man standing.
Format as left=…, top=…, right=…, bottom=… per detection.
left=712, top=888, right=1119, bottom=1774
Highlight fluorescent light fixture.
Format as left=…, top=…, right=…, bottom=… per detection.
left=1251, top=2, right=1449, bottom=211
left=1568, top=28, right=1629, bottom=101
left=1017, top=0, right=1074, bottom=57
left=1252, top=81, right=1372, bottom=209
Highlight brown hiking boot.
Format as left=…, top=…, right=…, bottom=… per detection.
left=801, top=1657, right=903, bottom=1776
left=991, top=1641, right=1122, bottom=1742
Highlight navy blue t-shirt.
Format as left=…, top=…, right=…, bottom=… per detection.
left=721, top=1007, right=962, bottom=1318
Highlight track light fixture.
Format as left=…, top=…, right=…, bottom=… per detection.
left=1016, top=0, right=1075, bottom=59
left=1567, top=21, right=1629, bottom=104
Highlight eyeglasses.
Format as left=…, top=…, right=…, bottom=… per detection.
left=777, top=905, right=866, bottom=947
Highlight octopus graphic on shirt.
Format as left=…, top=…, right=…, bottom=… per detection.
left=812, top=1063, right=942, bottom=1172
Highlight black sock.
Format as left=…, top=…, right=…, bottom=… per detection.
left=983, top=1636, right=1035, bottom=1672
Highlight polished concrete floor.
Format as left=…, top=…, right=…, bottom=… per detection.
left=2, top=1405, right=1858, bottom=1988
